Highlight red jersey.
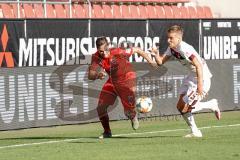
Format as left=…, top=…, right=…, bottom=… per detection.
left=89, top=48, right=136, bottom=82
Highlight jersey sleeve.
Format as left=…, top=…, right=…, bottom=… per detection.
left=124, top=48, right=134, bottom=57
left=183, top=45, right=197, bottom=61
left=89, top=54, right=101, bottom=71
left=164, top=47, right=172, bottom=56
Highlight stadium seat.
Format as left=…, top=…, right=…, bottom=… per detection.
left=171, top=5, right=181, bottom=18
left=22, top=4, right=36, bottom=18
left=102, top=4, right=113, bottom=18
left=33, top=4, right=44, bottom=18
left=138, top=5, right=148, bottom=18
left=112, top=4, right=122, bottom=18
left=203, top=6, right=213, bottom=18
left=64, top=4, right=72, bottom=18
left=85, top=4, right=94, bottom=18
left=1, top=4, right=15, bottom=18
left=122, top=5, right=131, bottom=18
left=0, top=9, right=3, bottom=18
left=145, top=5, right=156, bottom=18
left=154, top=5, right=165, bottom=18
left=188, top=6, right=198, bottom=18
left=55, top=4, right=67, bottom=18
left=129, top=4, right=140, bottom=18
left=12, top=4, right=24, bottom=18
left=72, top=3, right=87, bottom=18
left=196, top=6, right=205, bottom=18
left=142, top=0, right=190, bottom=3
left=163, top=5, right=174, bottom=18
left=46, top=4, right=56, bottom=18
left=100, top=0, right=191, bottom=3
left=92, top=4, right=104, bottom=18
left=179, top=6, right=189, bottom=18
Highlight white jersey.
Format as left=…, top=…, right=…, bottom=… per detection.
left=164, top=41, right=212, bottom=79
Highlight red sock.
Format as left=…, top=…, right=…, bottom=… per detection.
left=99, top=115, right=111, bottom=133
left=97, top=106, right=111, bottom=133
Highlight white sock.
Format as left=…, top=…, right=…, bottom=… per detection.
left=191, top=99, right=217, bottom=113
left=182, top=112, right=199, bottom=133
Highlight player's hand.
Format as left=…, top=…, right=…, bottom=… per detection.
left=97, top=71, right=107, bottom=80
left=149, top=47, right=159, bottom=57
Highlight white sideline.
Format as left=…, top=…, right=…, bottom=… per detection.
left=0, top=123, right=240, bottom=149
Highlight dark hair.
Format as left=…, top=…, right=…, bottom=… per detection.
left=96, top=36, right=108, bottom=49
left=167, top=25, right=183, bottom=35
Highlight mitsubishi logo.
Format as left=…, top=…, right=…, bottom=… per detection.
left=0, top=24, right=14, bottom=67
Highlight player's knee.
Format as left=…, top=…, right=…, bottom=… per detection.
left=97, top=105, right=108, bottom=117
left=177, top=104, right=185, bottom=114
left=176, top=97, right=192, bottom=114
left=177, top=104, right=194, bottom=114
left=177, top=94, right=195, bottom=114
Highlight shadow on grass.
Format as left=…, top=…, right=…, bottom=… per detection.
left=112, top=135, right=182, bottom=139
left=0, top=134, right=182, bottom=141
left=0, top=136, right=98, bottom=141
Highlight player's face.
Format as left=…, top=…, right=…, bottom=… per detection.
left=98, top=43, right=110, bottom=58
left=167, top=32, right=181, bottom=49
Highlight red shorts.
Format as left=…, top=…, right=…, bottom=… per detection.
left=98, top=78, right=136, bottom=111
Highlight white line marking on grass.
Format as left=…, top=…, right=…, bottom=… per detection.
left=113, top=123, right=240, bottom=137
left=0, top=138, right=82, bottom=149
left=0, top=123, right=240, bottom=149
left=112, top=128, right=188, bottom=137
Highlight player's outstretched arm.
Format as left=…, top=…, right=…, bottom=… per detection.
left=150, top=48, right=170, bottom=65
left=132, top=47, right=158, bottom=68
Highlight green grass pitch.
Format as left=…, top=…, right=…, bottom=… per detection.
left=0, top=111, right=239, bottom=160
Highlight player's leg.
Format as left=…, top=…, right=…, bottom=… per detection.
left=97, top=80, right=117, bottom=138
left=190, top=78, right=221, bottom=119
left=177, top=77, right=203, bottom=137
left=115, top=79, right=139, bottom=130
left=178, top=76, right=221, bottom=137
left=177, top=94, right=202, bottom=137
left=191, top=99, right=220, bottom=119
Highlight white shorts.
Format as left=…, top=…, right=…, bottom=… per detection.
left=180, top=75, right=211, bottom=105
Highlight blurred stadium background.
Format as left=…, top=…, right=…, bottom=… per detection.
left=0, top=0, right=239, bottom=19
